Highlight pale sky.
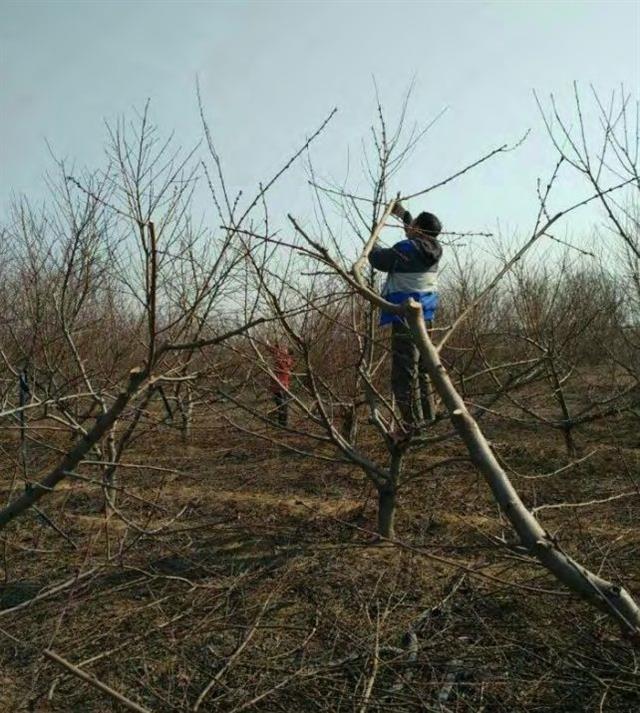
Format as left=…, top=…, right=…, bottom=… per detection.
left=1, top=0, right=638, bottom=248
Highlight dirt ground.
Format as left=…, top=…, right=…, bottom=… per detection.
left=1, top=405, right=639, bottom=712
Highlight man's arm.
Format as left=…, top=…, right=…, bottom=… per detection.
left=369, top=200, right=413, bottom=272
left=368, top=245, right=399, bottom=272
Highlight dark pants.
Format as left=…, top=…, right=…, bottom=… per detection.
left=391, top=321, right=435, bottom=428
left=273, top=391, right=289, bottom=427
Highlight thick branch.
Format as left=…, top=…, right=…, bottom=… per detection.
left=404, top=301, right=640, bottom=639
left=0, top=368, right=148, bottom=530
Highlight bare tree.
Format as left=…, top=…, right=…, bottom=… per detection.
left=215, top=91, right=640, bottom=638
left=0, top=103, right=335, bottom=533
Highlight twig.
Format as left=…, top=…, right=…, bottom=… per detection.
left=44, top=648, right=153, bottom=713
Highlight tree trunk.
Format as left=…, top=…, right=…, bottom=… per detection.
left=561, top=424, right=577, bottom=458
left=341, top=404, right=358, bottom=443
left=103, top=424, right=118, bottom=514
left=421, top=320, right=437, bottom=423
left=181, top=392, right=193, bottom=443
left=548, top=357, right=577, bottom=456
left=422, top=374, right=437, bottom=424
left=377, top=487, right=396, bottom=539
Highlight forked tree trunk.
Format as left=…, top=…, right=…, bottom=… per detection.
left=405, top=302, right=640, bottom=640
left=548, top=357, right=578, bottom=456
left=374, top=452, right=403, bottom=539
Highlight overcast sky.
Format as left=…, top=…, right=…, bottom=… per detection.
left=1, top=0, right=638, bottom=248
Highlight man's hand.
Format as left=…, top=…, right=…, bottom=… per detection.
left=391, top=200, right=406, bottom=219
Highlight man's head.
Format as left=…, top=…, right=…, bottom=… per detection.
left=405, top=211, right=442, bottom=240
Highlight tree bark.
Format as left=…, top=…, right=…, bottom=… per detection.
left=377, top=487, right=396, bottom=539
left=179, top=382, right=194, bottom=443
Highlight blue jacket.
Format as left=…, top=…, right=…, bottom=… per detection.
left=368, top=229, right=442, bottom=326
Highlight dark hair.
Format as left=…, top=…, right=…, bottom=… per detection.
left=414, top=212, right=442, bottom=237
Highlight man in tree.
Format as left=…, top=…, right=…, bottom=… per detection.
left=268, top=341, right=294, bottom=427
left=368, top=203, right=443, bottom=440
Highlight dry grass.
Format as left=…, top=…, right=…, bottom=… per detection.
left=1, top=404, right=639, bottom=712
